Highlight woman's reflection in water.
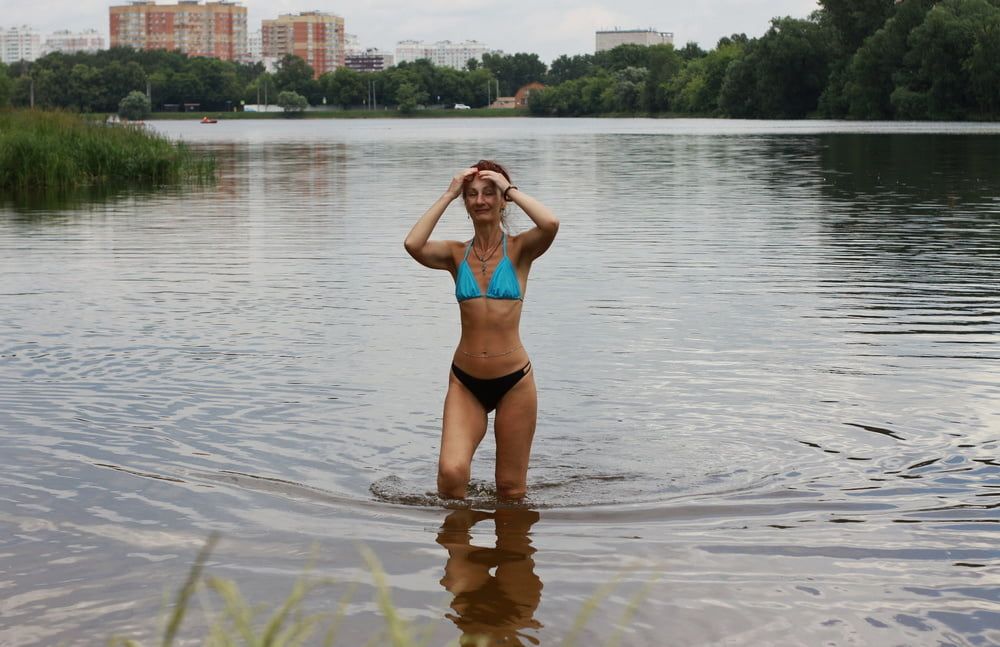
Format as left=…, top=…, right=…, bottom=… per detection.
left=436, top=508, right=543, bottom=646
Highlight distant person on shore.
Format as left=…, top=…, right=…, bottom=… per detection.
left=404, top=161, right=559, bottom=500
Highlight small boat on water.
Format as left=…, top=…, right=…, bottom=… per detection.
left=200, top=117, right=218, bottom=124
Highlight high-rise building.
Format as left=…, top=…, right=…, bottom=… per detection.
left=343, top=33, right=392, bottom=73
left=345, top=48, right=394, bottom=73
left=394, top=40, right=495, bottom=70
left=0, top=25, right=42, bottom=64
left=246, top=28, right=261, bottom=63
left=43, top=29, right=106, bottom=55
left=109, top=1, right=248, bottom=62
left=595, top=28, right=674, bottom=52
left=261, top=11, right=345, bottom=77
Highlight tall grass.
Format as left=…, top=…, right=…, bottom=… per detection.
left=0, top=109, right=214, bottom=196
left=108, top=536, right=647, bottom=647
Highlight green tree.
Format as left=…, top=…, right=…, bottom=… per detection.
left=718, top=43, right=761, bottom=117
left=0, top=64, right=11, bottom=107
left=186, top=57, right=241, bottom=110
left=720, top=16, right=833, bottom=118
left=462, top=67, right=494, bottom=107
left=481, top=52, right=547, bottom=95
left=642, top=44, right=683, bottom=112
left=964, top=12, right=1000, bottom=114
left=321, top=67, right=366, bottom=107
left=118, top=90, right=151, bottom=120
left=167, top=71, right=205, bottom=107
left=820, top=0, right=897, bottom=55
left=904, top=0, right=1000, bottom=118
left=273, top=55, right=317, bottom=97
left=677, top=42, right=707, bottom=60
left=68, top=64, right=101, bottom=112
left=276, top=90, right=308, bottom=112
left=395, top=81, right=428, bottom=114
left=835, top=0, right=937, bottom=118
left=602, top=66, right=647, bottom=112
left=593, top=44, right=651, bottom=71
left=546, top=54, right=594, bottom=84
left=716, top=33, right=750, bottom=48
left=100, top=60, right=147, bottom=112
left=759, top=16, right=834, bottom=117
left=669, top=42, right=744, bottom=114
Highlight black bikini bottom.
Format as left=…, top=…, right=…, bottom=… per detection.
left=451, top=362, right=531, bottom=413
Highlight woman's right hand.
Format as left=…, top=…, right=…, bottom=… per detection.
left=446, top=167, right=479, bottom=199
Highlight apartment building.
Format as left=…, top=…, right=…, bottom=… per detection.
left=246, top=28, right=261, bottom=63
left=342, top=34, right=392, bottom=72
left=345, top=49, right=393, bottom=73
left=0, top=25, right=42, bottom=64
left=261, top=11, right=345, bottom=77
left=595, top=28, right=674, bottom=52
left=43, top=29, right=106, bottom=55
left=395, top=40, right=494, bottom=70
left=109, top=0, right=248, bottom=61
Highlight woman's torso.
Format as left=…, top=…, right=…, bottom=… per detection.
left=450, top=234, right=532, bottom=377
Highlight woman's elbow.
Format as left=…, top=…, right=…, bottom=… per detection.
left=403, top=239, right=420, bottom=258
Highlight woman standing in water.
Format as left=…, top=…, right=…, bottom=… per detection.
left=404, top=161, right=559, bottom=500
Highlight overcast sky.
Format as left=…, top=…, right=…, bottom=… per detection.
left=3, top=0, right=822, bottom=63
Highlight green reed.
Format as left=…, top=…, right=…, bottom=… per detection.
left=0, top=110, right=214, bottom=196
left=108, top=536, right=643, bottom=647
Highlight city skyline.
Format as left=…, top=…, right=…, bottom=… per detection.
left=2, top=0, right=821, bottom=64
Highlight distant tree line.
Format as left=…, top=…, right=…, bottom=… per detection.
left=0, top=0, right=996, bottom=119
left=532, top=0, right=1000, bottom=119
left=0, top=46, right=546, bottom=113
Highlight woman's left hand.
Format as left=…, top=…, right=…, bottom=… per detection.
left=476, top=169, right=511, bottom=194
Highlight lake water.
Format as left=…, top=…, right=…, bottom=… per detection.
left=1, top=118, right=998, bottom=646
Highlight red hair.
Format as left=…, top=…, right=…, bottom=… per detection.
left=473, top=160, right=511, bottom=184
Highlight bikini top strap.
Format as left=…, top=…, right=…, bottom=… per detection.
left=501, top=232, right=508, bottom=257
left=463, top=240, right=473, bottom=261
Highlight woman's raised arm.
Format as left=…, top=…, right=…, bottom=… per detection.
left=404, top=167, right=478, bottom=270
left=475, top=169, right=559, bottom=261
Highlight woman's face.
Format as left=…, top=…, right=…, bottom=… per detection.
left=463, top=175, right=504, bottom=223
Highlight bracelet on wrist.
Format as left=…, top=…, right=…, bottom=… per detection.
left=503, top=185, right=519, bottom=201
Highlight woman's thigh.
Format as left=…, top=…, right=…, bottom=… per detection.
left=440, top=375, right=489, bottom=470
left=492, top=371, right=537, bottom=487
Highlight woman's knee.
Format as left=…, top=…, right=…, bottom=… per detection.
left=438, top=460, right=471, bottom=491
left=496, top=477, right=527, bottom=501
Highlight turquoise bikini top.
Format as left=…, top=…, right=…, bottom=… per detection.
left=455, top=233, right=523, bottom=302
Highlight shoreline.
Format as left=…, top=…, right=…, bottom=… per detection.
left=113, top=109, right=999, bottom=123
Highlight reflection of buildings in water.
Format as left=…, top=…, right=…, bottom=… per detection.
left=203, top=142, right=242, bottom=199
left=436, top=509, right=543, bottom=647
left=196, top=142, right=349, bottom=214
left=250, top=143, right=349, bottom=206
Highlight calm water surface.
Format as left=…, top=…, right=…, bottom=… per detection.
left=1, top=119, right=998, bottom=646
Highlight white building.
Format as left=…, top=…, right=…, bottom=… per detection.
left=1, top=25, right=42, bottom=63
left=43, top=29, right=105, bottom=55
left=595, top=28, right=674, bottom=52
left=246, top=29, right=262, bottom=63
left=345, top=48, right=394, bottom=73
left=395, top=39, right=496, bottom=70
left=344, top=32, right=362, bottom=55
left=344, top=34, right=393, bottom=72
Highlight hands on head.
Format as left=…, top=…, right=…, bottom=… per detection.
left=447, top=166, right=511, bottom=199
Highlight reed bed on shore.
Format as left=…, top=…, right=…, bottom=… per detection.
left=0, top=110, right=214, bottom=196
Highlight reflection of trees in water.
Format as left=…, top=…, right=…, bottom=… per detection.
left=818, top=135, right=1000, bottom=213
left=807, top=135, right=1000, bottom=340
left=813, top=135, right=1000, bottom=282
left=436, top=509, right=543, bottom=647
